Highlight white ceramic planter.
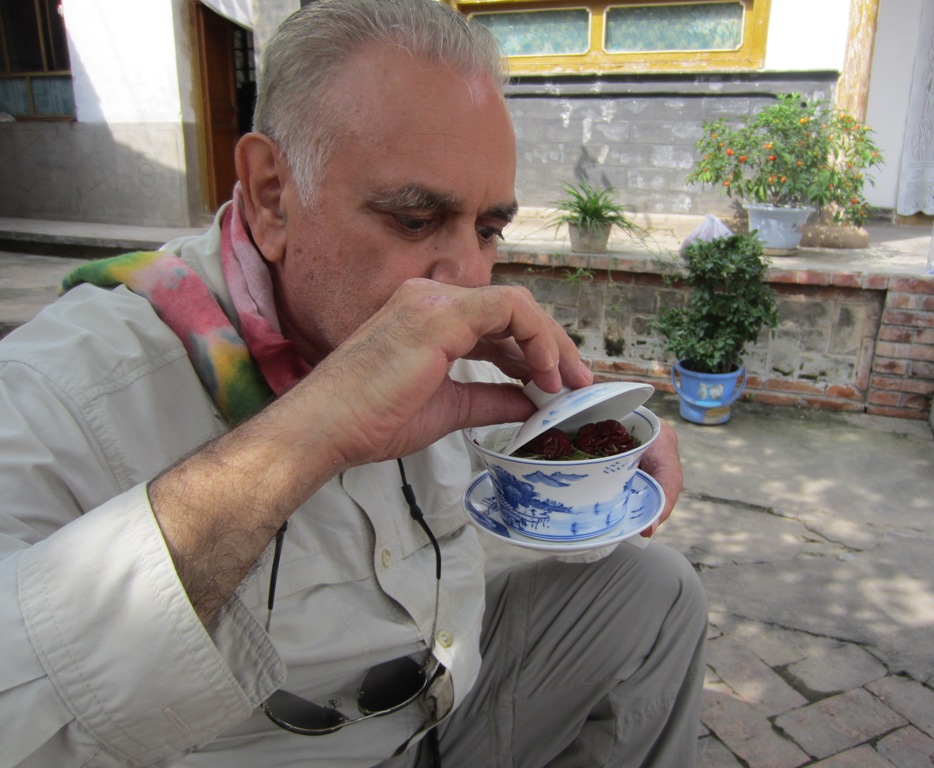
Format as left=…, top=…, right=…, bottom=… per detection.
left=744, top=204, right=813, bottom=254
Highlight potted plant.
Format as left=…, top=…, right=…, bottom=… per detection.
left=654, top=232, right=778, bottom=424
left=550, top=181, right=648, bottom=253
left=686, top=93, right=884, bottom=253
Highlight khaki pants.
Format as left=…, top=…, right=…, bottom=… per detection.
left=410, top=541, right=708, bottom=768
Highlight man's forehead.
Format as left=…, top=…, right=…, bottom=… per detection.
left=321, top=45, right=517, bottom=213
left=333, top=43, right=504, bottom=120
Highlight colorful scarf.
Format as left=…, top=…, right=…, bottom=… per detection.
left=61, top=247, right=275, bottom=426
left=61, top=187, right=314, bottom=423
left=220, top=187, right=311, bottom=395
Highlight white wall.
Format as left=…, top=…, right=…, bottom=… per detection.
left=173, top=0, right=198, bottom=125
left=764, top=0, right=921, bottom=213
left=764, top=0, right=851, bottom=73
left=63, top=0, right=184, bottom=124
left=864, top=0, right=925, bottom=210
left=201, top=0, right=252, bottom=28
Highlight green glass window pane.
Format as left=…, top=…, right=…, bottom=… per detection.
left=473, top=10, right=589, bottom=57
left=606, top=3, right=744, bottom=53
left=31, top=75, right=74, bottom=116
left=0, top=78, right=30, bottom=115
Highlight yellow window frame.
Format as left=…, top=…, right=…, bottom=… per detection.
left=446, top=0, right=771, bottom=75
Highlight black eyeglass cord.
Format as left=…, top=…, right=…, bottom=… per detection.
left=266, top=464, right=442, bottom=616
left=397, top=459, right=444, bottom=768
left=397, top=458, right=441, bottom=580
left=266, top=521, right=288, bottom=618
left=264, top=462, right=443, bottom=766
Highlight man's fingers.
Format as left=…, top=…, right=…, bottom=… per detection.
left=438, top=282, right=589, bottom=390
left=638, top=419, right=682, bottom=528
left=318, top=278, right=600, bottom=468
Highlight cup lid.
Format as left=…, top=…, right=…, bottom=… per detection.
left=502, top=381, right=654, bottom=456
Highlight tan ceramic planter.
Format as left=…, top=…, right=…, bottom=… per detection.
left=568, top=222, right=611, bottom=253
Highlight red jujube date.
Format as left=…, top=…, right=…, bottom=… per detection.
left=517, top=420, right=637, bottom=460
left=576, top=420, right=636, bottom=457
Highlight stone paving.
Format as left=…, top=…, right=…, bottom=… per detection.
left=649, top=396, right=934, bottom=768
left=0, top=250, right=89, bottom=336
left=1, top=224, right=933, bottom=767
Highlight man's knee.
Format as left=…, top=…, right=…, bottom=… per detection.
left=641, top=542, right=706, bottom=610
left=589, top=541, right=704, bottom=607
left=588, top=542, right=708, bottom=652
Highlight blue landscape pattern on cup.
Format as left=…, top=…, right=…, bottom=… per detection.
left=489, top=464, right=634, bottom=540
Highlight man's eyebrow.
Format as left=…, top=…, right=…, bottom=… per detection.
left=369, top=185, right=518, bottom=223
left=368, top=185, right=460, bottom=212
left=489, top=200, right=519, bottom=224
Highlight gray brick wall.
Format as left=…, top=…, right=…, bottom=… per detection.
left=506, top=73, right=839, bottom=217
left=494, top=241, right=934, bottom=420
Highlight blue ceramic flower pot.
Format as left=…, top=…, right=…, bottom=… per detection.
left=671, top=360, right=747, bottom=425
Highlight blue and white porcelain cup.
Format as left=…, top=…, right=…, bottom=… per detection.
left=465, top=403, right=660, bottom=542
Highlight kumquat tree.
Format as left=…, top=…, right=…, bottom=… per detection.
left=687, top=93, right=884, bottom=228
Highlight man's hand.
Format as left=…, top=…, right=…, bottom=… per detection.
left=298, top=278, right=593, bottom=470
left=637, top=419, right=682, bottom=538
left=150, top=278, right=592, bottom=623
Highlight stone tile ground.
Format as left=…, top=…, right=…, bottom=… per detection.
left=646, top=392, right=934, bottom=768
left=697, top=616, right=934, bottom=768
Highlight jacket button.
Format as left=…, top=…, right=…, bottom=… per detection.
left=381, top=549, right=392, bottom=568
left=436, top=631, right=453, bottom=648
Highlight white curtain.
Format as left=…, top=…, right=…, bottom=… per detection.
left=896, top=2, right=934, bottom=215
left=200, top=0, right=253, bottom=29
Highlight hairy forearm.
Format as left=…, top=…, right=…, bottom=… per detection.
left=148, top=392, right=345, bottom=625
left=146, top=279, right=594, bottom=625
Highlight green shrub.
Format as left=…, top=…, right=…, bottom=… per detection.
left=686, top=93, right=884, bottom=227
left=655, top=234, right=778, bottom=374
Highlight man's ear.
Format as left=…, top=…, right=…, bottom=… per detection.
left=235, top=133, right=289, bottom=263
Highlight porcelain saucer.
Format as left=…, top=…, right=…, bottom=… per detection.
left=463, top=469, right=664, bottom=553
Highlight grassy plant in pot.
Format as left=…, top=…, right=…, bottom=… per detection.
left=654, top=233, right=778, bottom=425
left=550, top=182, right=648, bottom=253
left=686, top=93, right=884, bottom=254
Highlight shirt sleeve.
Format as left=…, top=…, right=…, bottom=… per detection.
left=0, top=298, right=284, bottom=766
left=4, top=485, right=283, bottom=766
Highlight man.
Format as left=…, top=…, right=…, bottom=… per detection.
left=0, top=1, right=706, bottom=766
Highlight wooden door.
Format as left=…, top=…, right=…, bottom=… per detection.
left=195, top=3, right=254, bottom=212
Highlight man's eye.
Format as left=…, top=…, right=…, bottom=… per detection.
left=394, top=215, right=433, bottom=235
left=477, top=225, right=505, bottom=247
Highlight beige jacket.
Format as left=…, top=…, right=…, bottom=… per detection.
left=0, top=209, right=494, bottom=767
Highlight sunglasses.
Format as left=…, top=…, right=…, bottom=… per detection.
left=261, top=459, right=442, bottom=736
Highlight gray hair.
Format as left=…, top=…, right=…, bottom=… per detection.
left=253, top=0, right=507, bottom=204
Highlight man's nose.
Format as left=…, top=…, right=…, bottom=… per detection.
left=430, top=229, right=496, bottom=287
